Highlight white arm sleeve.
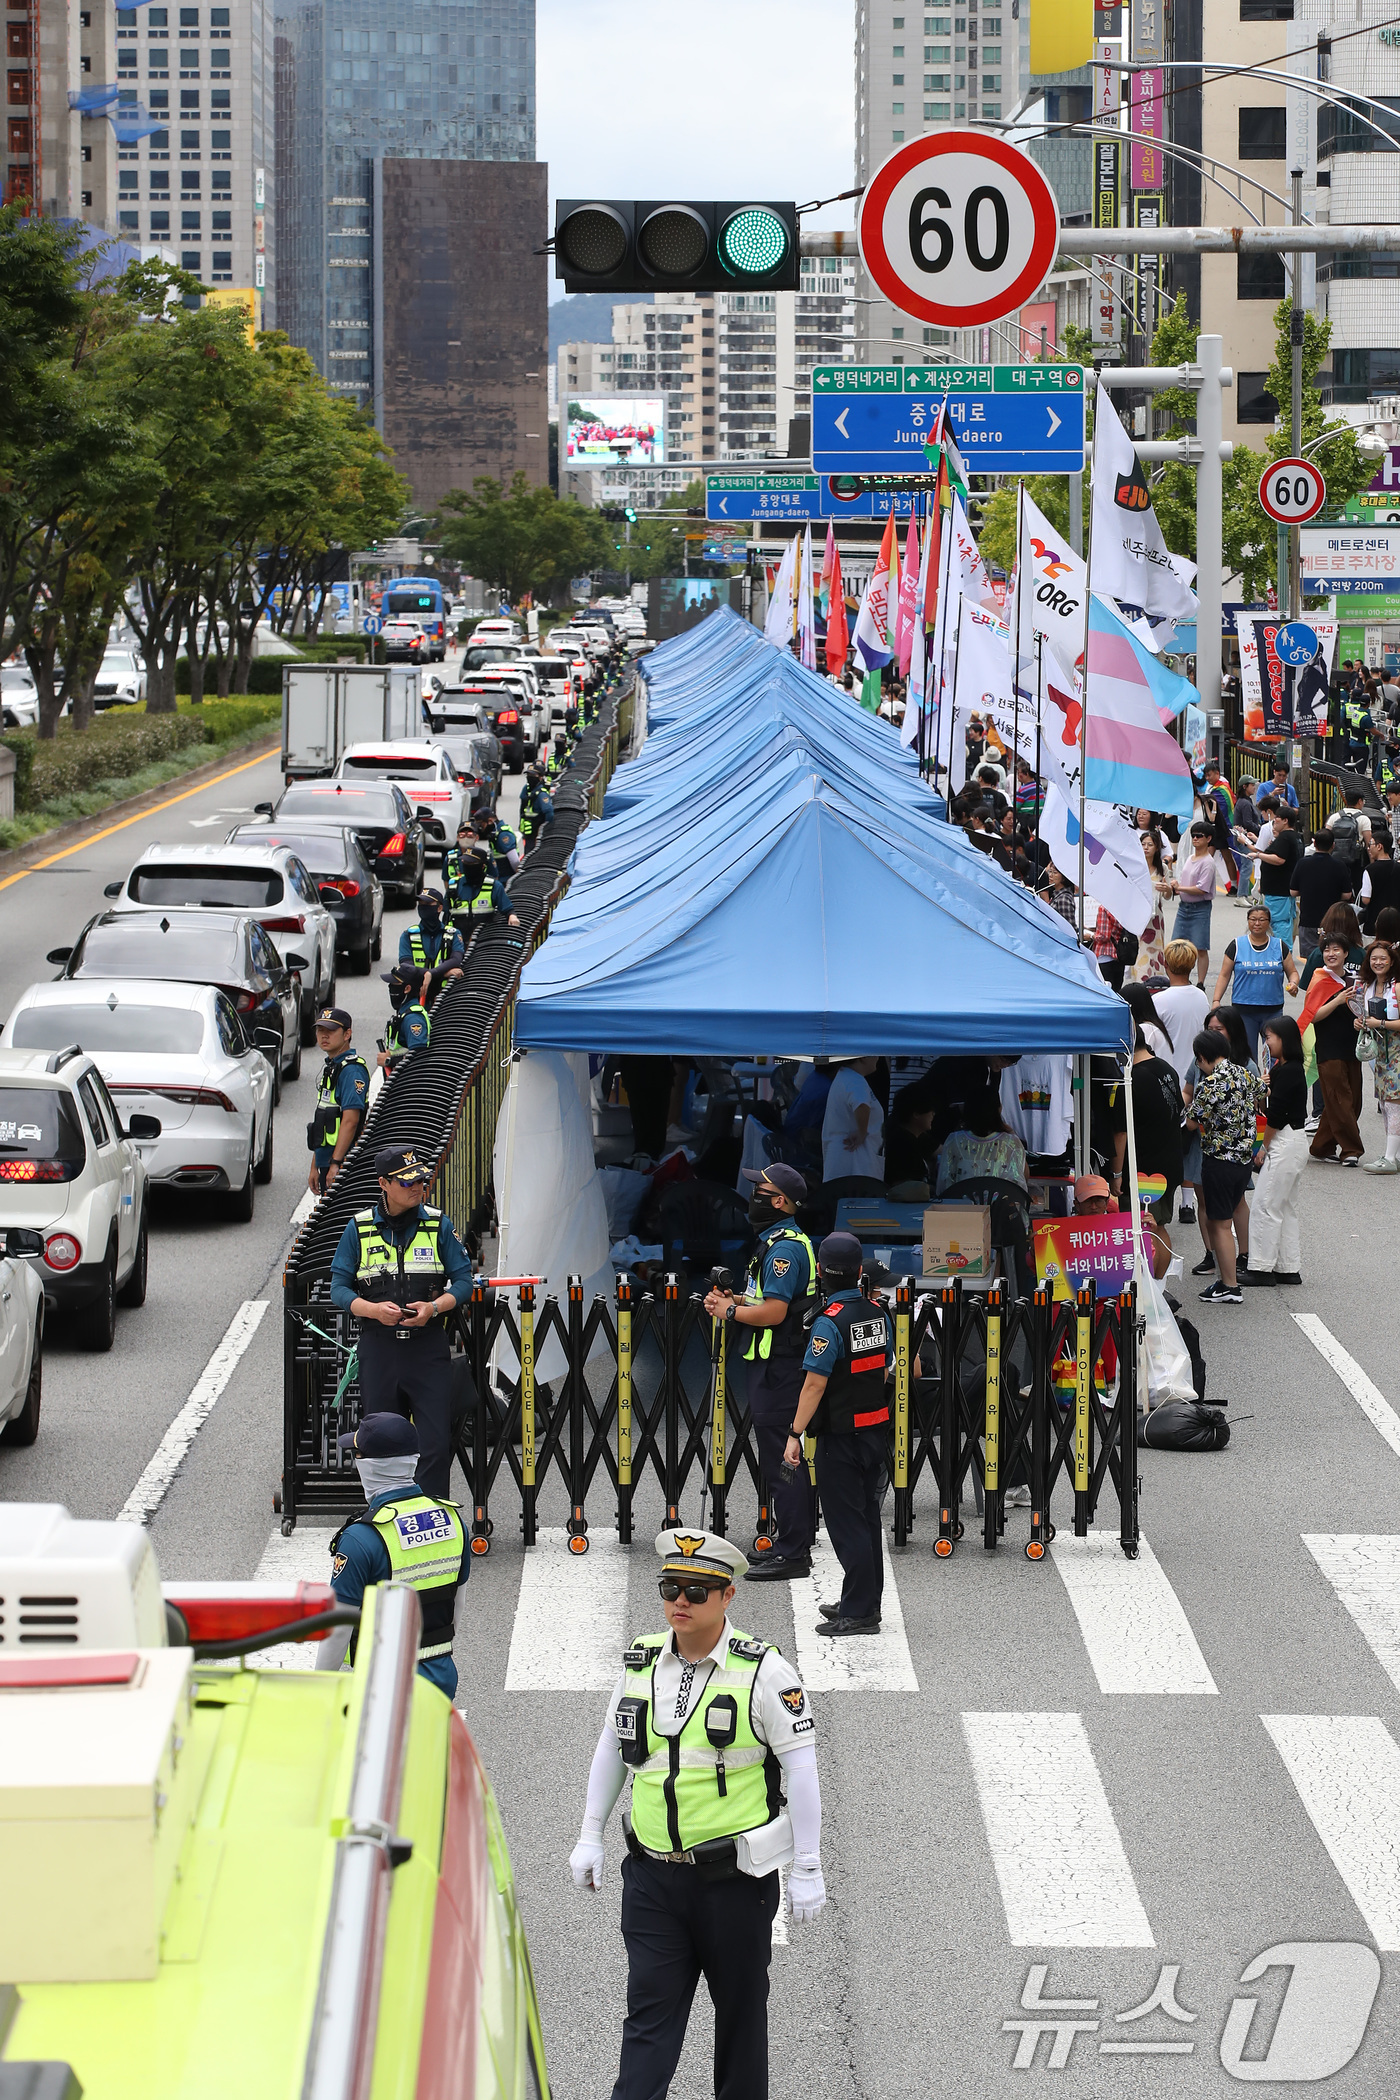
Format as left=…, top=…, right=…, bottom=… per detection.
left=775, top=1740, right=821, bottom=1863
left=314, top=1624, right=353, bottom=1673
left=581, top=1723, right=628, bottom=1838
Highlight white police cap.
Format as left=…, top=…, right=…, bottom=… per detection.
left=655, top=1527, right=748, bottom=1585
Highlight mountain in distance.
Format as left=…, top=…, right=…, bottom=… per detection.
left=548, top=291, right=653, bottom=359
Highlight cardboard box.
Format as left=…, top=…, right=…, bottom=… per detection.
left=921, top=1205, right=993, bottom=1279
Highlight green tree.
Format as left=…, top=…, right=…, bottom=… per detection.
left=977, top=475, right=1072, bottom=575
left=435, top=474, right=612, bottom=602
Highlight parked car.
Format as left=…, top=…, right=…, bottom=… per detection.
left=432, top=730, right=503, bottom=814
left=1, top=665, right=39, bottom=729
left=333, top=740, right=468, bottom=863
left=2, top=979, right=275, bottom=1221
left=0, top=1045, right=154, bottom=1351
left=102, top=843, right=338, bottom=1042
left=45, top=911, right=305, bottom=1098
left=92, top=649, right=148, bottom=709
left=225, top=822, right=383, bottom=976
left=259, top=780, right=427, bottom=906
left=0, top=1240, right=43, bottom=1445
left=379, top=619, right=428, bottom=662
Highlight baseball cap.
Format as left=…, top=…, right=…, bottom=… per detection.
left=818, top=1230, right=863, bottom=1274
left=315, top=1005, right=353, bottom=1031
left=655, top=1527, right=747, bottom=1586
left=374, top=1143, right=434, bottom=1186
left=337, top=1412, right=420, bottom=1458
left=1073, top=1173, right=1112, bottom=1204
left=740, top=1162, right=808, bottom=1201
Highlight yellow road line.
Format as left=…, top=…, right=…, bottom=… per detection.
left=0, top=744, right=277, bottom=895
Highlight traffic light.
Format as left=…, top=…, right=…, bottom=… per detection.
left=624, top=506, right=638, bottom=524
left=553, top=200, right=800, bottom=293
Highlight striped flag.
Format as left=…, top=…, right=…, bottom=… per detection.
left=823, top=532, right=849, bottom=676
left=1083, top=594, right=1195, bottom=819
left=895, top=512, right=920, bottom=676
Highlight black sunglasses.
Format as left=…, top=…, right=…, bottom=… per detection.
left=660, top=1578, right=726, bottom=1605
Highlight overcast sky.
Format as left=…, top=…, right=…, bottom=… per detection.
left=537, top=0, right=857, bottom=301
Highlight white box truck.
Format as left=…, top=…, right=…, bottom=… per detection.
left=281, top=663, right=422, bottom=780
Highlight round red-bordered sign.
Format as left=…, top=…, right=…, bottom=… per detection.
left=858, top=130, right=1061, bottom=328
left=1257, top=456, right=1326, bottom=525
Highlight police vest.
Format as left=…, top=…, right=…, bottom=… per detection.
left=743, top=1224, right=817, bottom=1361
left=385, top=1001, right=431, bottom=1056
left=621, top=1630, right=781, bottom=1853
left=808, top=1294, right=894, bottom=1435
left=1346, top=701, right=1367, bottom=730
left=353, top=1204, right=447, bottom=1306
left=519, top=787, right=549, bottom=838
left=405, top=925, right=454, bottom=968
left=314, top=1053, right=370, bottom=1150
left=450, top=882, right=496, bottom=922
left=1230, top=935, right=1285, bottom=1008
left=335, top=1493, right=466, bottom=1663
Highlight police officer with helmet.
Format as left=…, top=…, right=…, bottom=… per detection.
left=570, top=1527, right=825, bottom=2100
left=307, top=1005, right=370, bottom=1195
left=328, top=1143, right=475, bottom=1499
left=786, top=1232, right=894, bottom=1637
left=703, top=1164, right=816, bottom=1582
left=314, top=1412, right=468, bottom=1698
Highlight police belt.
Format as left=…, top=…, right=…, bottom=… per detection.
left=623, top=1817, right=738, bottom=1878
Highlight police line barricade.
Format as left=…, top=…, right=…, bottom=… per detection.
left=281, top=1269, right=1140, bottom=1561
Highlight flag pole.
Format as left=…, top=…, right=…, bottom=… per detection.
left=1034, top=634, right=1045, bottom=840
left=1078, top=397, right=1097, bottom=945
left=936, top=483, right=957, bottom=811
left=1012, top=481, right=1023, bottom=808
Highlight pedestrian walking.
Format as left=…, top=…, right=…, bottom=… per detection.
left=328, top=1143, right=475, bottom=1498
left=1170, top=821, right=1217, bottom=986
left=1358, top=937, right=1400, bottom=1173
left=703, top=1165, right=817, bottom=1581
left=1188, top=1031, right=1264, bottom=1305
left=314, top=1412, right=467, bottom=1696
left=307, top=1005, right=370, bottom=1196
left=784, top=1232, right=895, bottom=1637
left=1211, top=903, right=1300, bottom=1062
left=1292, top=829, right=1355, bottom=961
left=569, top=1528, right=826, bottom=2100
left=1236, top=806, right=1303, bottom=948
left=1302, top=934, right=1364, bottom=1165
left=1359, top=828, right=1400, bottom=938
left=1244, top=1017, right=1309, bottom=1286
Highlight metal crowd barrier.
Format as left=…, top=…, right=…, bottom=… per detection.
left=279, top=1272, right=1141, bottom=1561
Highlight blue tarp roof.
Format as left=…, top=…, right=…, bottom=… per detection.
left=515, top=610, right=1130, bottom=1058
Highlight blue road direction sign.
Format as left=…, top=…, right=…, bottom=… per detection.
left=363, top=614, right=383, bottom=634
left=811, top=362, right=1086, bottom=476
left=706, top=472, right=916, bottom=523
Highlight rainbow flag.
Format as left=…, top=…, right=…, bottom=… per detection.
left=1136, top=1171, right=1168, bottom=1203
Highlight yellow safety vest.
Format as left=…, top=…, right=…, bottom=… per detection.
left=743, top=1224, right=817, bottom=1361
left=622, top=1629, right=780, bottom=1853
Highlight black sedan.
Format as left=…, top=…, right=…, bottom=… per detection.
left=45, top=910, right=305, bottom=1097
left=260, top=781, right=426, bottom=906
left=226, top=822, right=384, bottom=977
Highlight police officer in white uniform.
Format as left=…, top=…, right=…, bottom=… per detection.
left=570, top=1528, right=825, bottom=2100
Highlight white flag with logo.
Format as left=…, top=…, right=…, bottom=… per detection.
left=1090, top=381, right=1197, bottom=620
left=1041, top=784, right=1156, bottom=937
left=1015, top=488, right=1089, bottom=684
left=763, top=537, right=797, bottom=649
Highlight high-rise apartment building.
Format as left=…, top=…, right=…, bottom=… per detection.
left=275, top=0, right=533, bottom=407
left=4, top=0, right=118, bottom=228
left=109, top=1, right=273, bottom=306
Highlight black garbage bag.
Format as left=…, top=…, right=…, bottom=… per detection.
left=1137, top=1400, right=1231, bottom=1451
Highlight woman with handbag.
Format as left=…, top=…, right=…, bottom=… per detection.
left=1357, top=938, right=1400, bottom=1174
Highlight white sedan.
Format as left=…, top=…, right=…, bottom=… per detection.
left=1, top=980, right=275, bottom=1219
left=92, top=650, right=148, bottom=709
left=334, top=741, right=469, bottom=863
left=0, top=1250, right=44, bottom=1447
left=1, top=665, right=39, bottom=728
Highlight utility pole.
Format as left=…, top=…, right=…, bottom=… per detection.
left=1289, top=168, right=1312, bottom=822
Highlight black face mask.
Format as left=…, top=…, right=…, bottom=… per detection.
left=748, top=1193, right=781, bottom=1229
left=419, top=902, right=440, bottom=925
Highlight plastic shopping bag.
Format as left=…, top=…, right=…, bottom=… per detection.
left=1136, top=1261, right=1198, bottom=1409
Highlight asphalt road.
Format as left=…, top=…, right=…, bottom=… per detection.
left=9, top=758, right=1400, bottom=2095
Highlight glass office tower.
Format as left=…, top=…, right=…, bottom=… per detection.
left=275, top=0, right=534, bottom=402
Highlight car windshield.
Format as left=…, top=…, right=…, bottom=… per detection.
left=1, top=668, right=35, bottom=690
left=0, top=1087, right=86, bottom=1165
left=11, top=1004, right=206, bottom=1054
left=461, top=646, right=519, bottom=669
left=101, top=654, right=138, bottom=672
left=341, top=755, right=437, bottom=779
left=277, top=787, right=399, bottom=820
left=130, top=864, right=284, bottom=907
left=73, top=917, right=243, bottom=981
left=227, top=828, right=355, bottom=874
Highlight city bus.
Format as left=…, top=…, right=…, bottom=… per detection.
left=381, top=575, right=448, bottom=662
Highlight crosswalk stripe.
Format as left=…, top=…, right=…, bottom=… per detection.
left=1052, top=1532, right=1217, bottom=1695
left=504, top=1525, right=629, bottom=1691
left=962, top=1712, right=1155, bottom=1947
left=1292, top=1314, right=1400, bottom=1461
left=1303, top=1535, right=1400, bottom=1695
left=1263, top=1714, right=1400, bottom=1949
left=252, top=1523, right=340, bottom=1669
left=788, top=1529, right=918, bottom=1692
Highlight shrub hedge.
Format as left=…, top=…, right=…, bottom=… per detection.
left=0, top=694, right=280, bottom=811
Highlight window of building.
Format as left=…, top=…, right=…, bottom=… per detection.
left=982, top=44, right=1001, bottom=59
left=181, top=168, right=200, bottom=191
left=926, top=72, right=950, bottom=87
left=1046, top=86, right=1091, bottom=123
left=1317, top=96, right=1400, bottom=157
left=180, top=7, right=198, bottom=22
left=119, top=210, right=138, bottom=231
left=150, top=169, right=169, bottom=191
left=118, top=45, right=137, bottom=70
left=1237, top=253, right=1286, bottom=299
left=210, top=6, right=229, bottom=26
left=923, top=326, right=952, bottom=345
left=982, top=73, right=1000, bottom=89
left=210, top=127, right=230, bottom=158
left=1328, top=348, right=1400, bottom=403
left=212, top=250, right=231, bottom=277
left=179, top=90, right=198, bottom=112
left=893, top=71, right=904, bottom=82
left=180, top=249, right=200, bottom=270
left=926, top=12, right=951, bottom=24
left=210, top=87, right=229, bottom=110
left=147, top=8, right=168, bottom=23
left=149, top=47, right=169, bottom=73
left=926, top=42, right=951, bottom=57
left=119, top=168, right=138, bottom=192
left=892, top=100, right=904, bottom=112
left=893, top=43, right=905, bottom=54
left=1236, top=371, right=1278, bottom=423
left=116, top=7, right=136, bottom=22
left=151, top=209, right=170, bottom=231
left=148, top=127, right=169, bottom=156
left=1238, top=106, right=1286, bottom=159
left=891, top=325, right=904, bottom=338
left=1240, top=0, right=1291, bottom=16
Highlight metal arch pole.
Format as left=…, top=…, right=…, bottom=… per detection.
left=1196, top=335, right=1225, bottom=717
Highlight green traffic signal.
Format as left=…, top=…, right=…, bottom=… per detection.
left=625, top=506, right=638, bottom=524
left=719, top=206, right=791, bottom=279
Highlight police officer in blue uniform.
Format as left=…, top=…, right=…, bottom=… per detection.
left=329, top=1143, right=476, bottom=1499
left=703, top=1164, right=817, bottom=1582
left=377, top=966, right=432, bottom=1071
left=314, top=1412, right=468, bottom=1699
left=471, top=808, right=520, bottom=882
left=307, top=1005, right=370, bottom=1196
left=519, top=764, right=554, bottom=859
left=397, top=887, right=466, bottom=990
left=786, top=1232, right=895, bottom=1637
left=444, top=845, right=520, bottom=938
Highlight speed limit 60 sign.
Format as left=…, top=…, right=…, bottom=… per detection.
left=858, top=130, right=1060, bottom=328
left=1259, top=457, right=1326, bottom=524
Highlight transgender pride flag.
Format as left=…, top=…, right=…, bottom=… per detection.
left=1084, top=594, right=1196, bottom=821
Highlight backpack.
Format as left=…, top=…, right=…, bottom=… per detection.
left=1330, top=810, right=1363, bottom=869
left=1137, top=1400, right=1231, bottom=1451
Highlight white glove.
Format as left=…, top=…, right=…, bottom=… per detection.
left=570, top=1838, right=605, bottom=1890
left=788, top=1862, right=826, bottom=1923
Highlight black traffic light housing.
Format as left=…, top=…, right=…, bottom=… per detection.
left=553, top=200, right=801, bottom=294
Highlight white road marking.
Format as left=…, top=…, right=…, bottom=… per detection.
left=788, top=1529, right=918, bottom=1692
left=1263, top=1714, right=1400, bottom=1948
left=1053, top=1532, right=1217, bottom=1695
left=1303, top=1535, right=1400, bottom=1696
left=117, top=1300, right=268, bottom=1526
left=1293, top=1314, right=1400, bottom=1461
left=505, top=1525, right=628, bottom=1690
left=290, top=1188, right=316, bottom=1226
left=962, top=1712, right=1155, bottom=1947
left=252, top=1523, right=341, bottom=1668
